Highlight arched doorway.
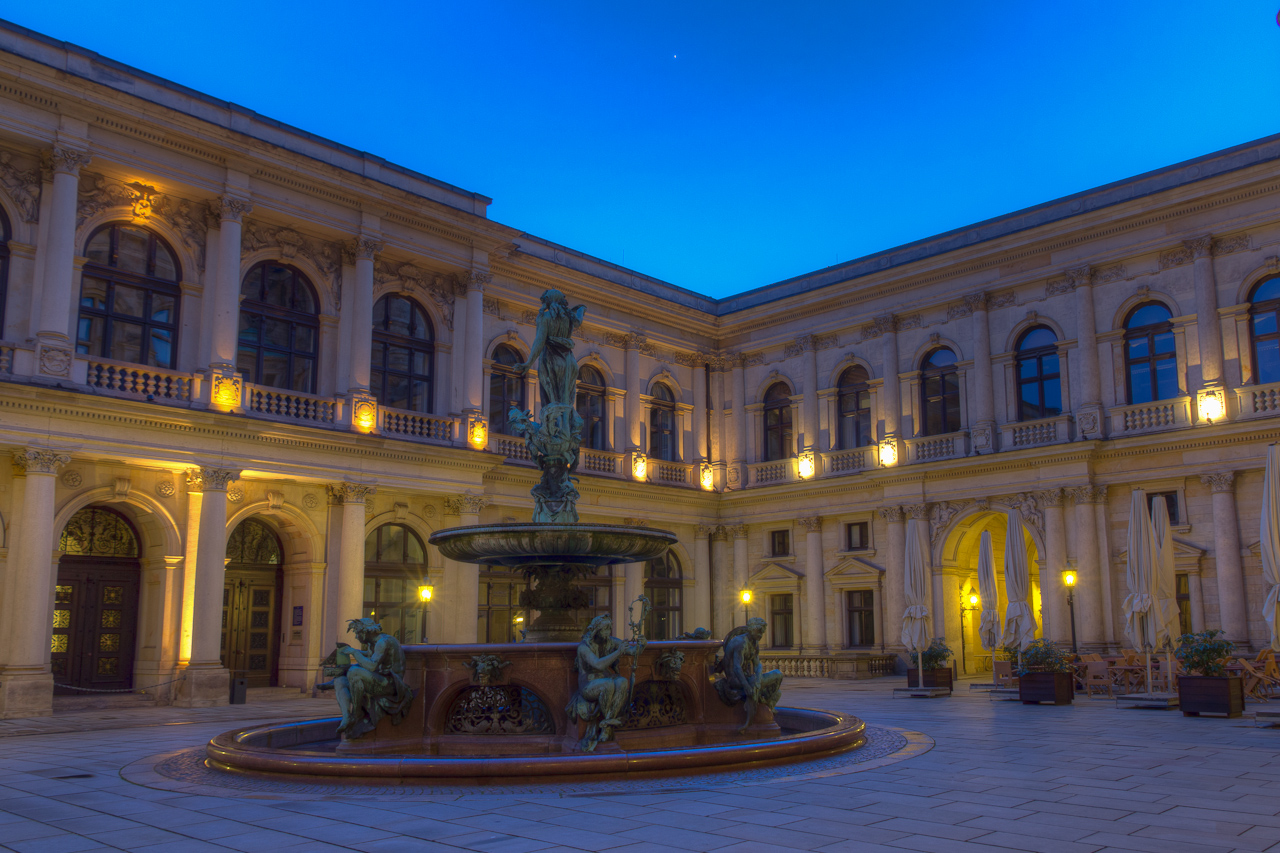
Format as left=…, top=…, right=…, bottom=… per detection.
left=53, top=507, right=142, bottom=694
left=364, top=523, right=429, bottom=643
left=222, top=518, right=283, bottom=687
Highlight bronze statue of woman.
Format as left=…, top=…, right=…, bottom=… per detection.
left=516, top=289, right=586, bottom=407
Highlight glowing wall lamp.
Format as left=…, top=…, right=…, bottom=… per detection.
left=353, top=400, right=377, bottom=433
left=1062, top=566, right=1078, bottom=654
left=468, top=417, right=489, bottom=448
left=739, top=588, right=753, bottom=622
left=631, top=452, right=648, bottom=481
left=1199, top=388, right=1225, bottom=423
left=878, top=438, right=898, bottom=467
left=699, top=461, right=714, bottom=491
left=797, top=448, right=816, bottom=479
left=126, top=181, right=157, bottom=219
left=417, top=583, right=434, bottom=642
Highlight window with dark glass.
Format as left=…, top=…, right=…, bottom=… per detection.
left=364, top=523, right=428, bottom=644
left=573, top=566, right=613, bottom=623
left=478, top=567, right=528, bottom=643
left=649, top=383, right=677, bottom=461
left=1249, top=276, right=1280, bottom=385
left=1146, top=491, right=1179, bottom=526
left=763, top=382, right=794, bottom=461
left=1124, top=302, right=1178, bottom=404
left=846, top=589, right=875, bottom=646
left=846, top=522, right=869, bottom=551
left=1016, top=326, right=1062, bottom=421
left=920, top=348, right=960, bottom=436
left=76, top=224, right=181, bottom=368
left=237, top=262, right=319, bottom=392
left=837, top=365, right=873, bottom=449
left=770, top=529, right=791, bottom=557
left=644, top=553, right=682, bottom=640
left=1175, top=573, right=1192, bottom=636
left=0, top=207, right=10, bottom=333
left=371, top=294, right=434, bottom=412
left=770, top=594, right=794, bottom=648
left=488, top=344, right=525, bottom=434
left=576, top=365, right=607, bottom=450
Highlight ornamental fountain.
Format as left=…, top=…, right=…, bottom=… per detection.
left=204, top=290, right=865, bottom=782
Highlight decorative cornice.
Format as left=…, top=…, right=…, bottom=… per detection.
left=12, top=448, right=70, bottom=475
left=1200, top=472, right=1235, bottom=493
left=186, top=467, right=240, bottom=492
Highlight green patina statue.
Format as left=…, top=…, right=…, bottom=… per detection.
left=509, top=289, right=587, bottom=523
left=318, top=617, right=415, bottom=740
left=713, top=617, right=783, bottom=733
left=565, top=612, right=645, bottom=751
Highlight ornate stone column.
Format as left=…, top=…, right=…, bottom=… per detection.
left=34, top=147, right=87, bottom=379
left=1092, top=487, right=1117, bottom=647
left=692, top=358, right=708, bottom=463
left=969, top=294, right=996, bottom=453
left=348, top=235, right=381, bottom=393
left=1038, top=489, right=1066, bottom=643
left=879, top=506, right=905, bottom=654
left=1187, top=236, right=1224, bottom=388
left=1202, top=472, right=1247, bottom=643
left=462, top=271, right=490, bottom=416
left=730, top=524, right=749, bottom=628
left=205, top=196, right=252, bottom=406
left=624, top=333, right=644, bottom=452
left=797, top=337, right=820, bottom=453
left=710, top=525, right=730, bottom=636
left=444, top=494, right=487, bottom=643
left=622, top=560, right=644, bottom=620
left=799, top=516, right=826, bottom=651
left=1069, top=266, right=1104, bottom=438
left=329, top=482, right=377, bottom=643
left=0, top=449, right=68, bottom=718
left=731, top=354, right=748, bottom=486
left=1068, top=485, right=1106, bottom=646
left=177, top=466, right=240, bottom=708
left=878, top=317, right=902, bottom=464
left=693, top=523, right=713, bottom=631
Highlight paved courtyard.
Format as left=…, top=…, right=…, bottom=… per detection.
left=1, top=677, right=1278, bottom=853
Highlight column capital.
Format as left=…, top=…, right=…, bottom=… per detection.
left=444, top=493, right=488, bottom=515
left=1068, top=484, right=1107, bottom=505
left=964, top=292, right=988, bottom=313
left=877, top=505, right=904, bottom=523
left=351, top=235, right=383, bottom=261
left=216, top=195, right=252, bottom=223
left=723, top=523, right=748, bottom=540
left=1064, top=265, right=1092, bottom=289
left=694, top=522, right=717, bottom=539
left=1035, top=488, right=1065, bottom=508
left=186, top=467, right=240, bottom=492
left=1200, top=472, right=1236, bottom=493
left=798, top=515, right=823, bottom=533
left=1185, top=235, right=1213, bottom=259
left=458, top=270, right=492, bottom=293
left=46, top=146, right=87, bottom=177
left=12, top=448, right=70, bottom=475
left=903, top=503, right=927, bottom=520
left=329, top=482, right=378, bottom=505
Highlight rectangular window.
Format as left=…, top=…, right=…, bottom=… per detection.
left=1147, top=491, right=1179, bottom=526
left=770, top=529, right=791, bottom=557
left=846, top=522, right=869, bottom=551
left=846, top=590, right=875, bottom=646
left=1175, top=573, right=1192, bottom=637
left=770, top=594, right=794, bottom=648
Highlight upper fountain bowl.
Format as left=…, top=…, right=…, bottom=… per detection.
left=429, top=523, right=678, bottom=568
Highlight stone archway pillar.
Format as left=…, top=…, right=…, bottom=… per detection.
left=692, top=524, right=713, bottom=632
left=710, top=526, right=730, bottom=637
left=0, top=449, right=68, bottom=718
left=1039, top=489, right=1067, bottom=643
left=444, top=495, right=487, bottom=643
left=1069, top=486, right=1106, bottom=647
left=879, top=506, right=905, bottom=657
left=329, top=483, right=377, bottom=642
left=1202, top=472, right=1247, bottom=644
left=800, top=516, right=826, bottom=651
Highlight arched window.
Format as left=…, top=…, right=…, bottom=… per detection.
left=237, top=262, right=319, bottom=393
left=488, top=344, right=526, bottom=435
left=0, top=206, right=10, bottom=333
left=59, top=506, right=140, bottom=557
left=644, top=553, right=682, bottom=640
left=1124, top=302, right=1178, bottom=404
left=763, top=382, right=795, bottom=462
left=576, top=365, right=607, bottom=450
left=225, top=518, right=282, bottom=564
left=364, top=523, right=428, bottom=643
left=371, top=294, right=434, bottom=412
left=837, top=366, right=872, bottom=449
left=1249, top=276, right=1280, bottom=385
left=76, top=224, right=181, bottom=368
left=920, top=348, right=960, bottom=435
left=649, top=383, right=677, bottom=461
left=1016, top=327, right=1062, bottom=421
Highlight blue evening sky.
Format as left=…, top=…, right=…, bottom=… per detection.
left=7, top=2, right=1279, bottom=297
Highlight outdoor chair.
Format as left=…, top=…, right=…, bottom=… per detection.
left=1082, top=660, right=1113, bottom=698
left=1240, top=659, right=1280, bottom=703
left=993, top=660, right=1016, bottom=688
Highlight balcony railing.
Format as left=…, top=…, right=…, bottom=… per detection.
left=761, top=652, right=898, bottom=680
left=491, top=434, right=532, bottom=461
left=1108, top=396, right=1190, bottom=436
left=748, top=459, right=794, bottom=486
left=821, top=447, right=872, bottom=476
left=1000, top=414, right=1072, bottom=450
left=905, top=430, right=968, bottom=463
left=85, top=357, right=193, bottom=403
left=651, top=460, right=692, bottom=486
left=0, top=341, right=14, bottom=375
left=379, top=406, right=455, bottom=444
left=580, top=448, right=620, bottom=475
left=1236, top=382, right=1280, bottom=420
left=246, top=384, right=337, bottom=426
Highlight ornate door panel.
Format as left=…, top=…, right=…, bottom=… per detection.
left=51, top=561, right=140, bottom=694
left=221, top=570, right=281, bottom=688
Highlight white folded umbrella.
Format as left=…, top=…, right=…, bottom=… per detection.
left=1001, top=508, right=1036, bottom=657
left=1124, top=489, right=1160, bottom=691
left=1261, top=444, right=1280, bottom=651
left=901, top=517, right=931, bottom=687
left=977, top=529, right=1001, bottom=650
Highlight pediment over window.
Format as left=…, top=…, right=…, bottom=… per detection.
left=1117, top=537, right=1205, bottom=571
left=826, top=555, right=885, bottom=581
left=749, top=561, right=803, bottom=584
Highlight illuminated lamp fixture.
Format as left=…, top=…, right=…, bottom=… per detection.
left=417, top=584, right=434, bottom=602
left=1199, top=388, right=1225, bottom=423
left=739, top=589, right=753, bottom=605
left=797, top=448, right=815, bottom=479
left=966, top=593, right=979, bottom=609
left=1062, top=565, right=1079, bottom=654
left=631, top=453, right=648, bottom=481
left=699, top=461, right=714, bottom=491
left=353, top=400, right=377, bottom=433
left=1061, top=569, right=1077, bottom=589
left=878, top=438, right=897, bottom=467
left=468, top=417, right=489, bottom=448
left=126, top=181, right=157, bottom=219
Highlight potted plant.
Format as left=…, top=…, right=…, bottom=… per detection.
left=1175, top=630, right=1243, bottom=718
left=1016, top=639, right=1074, bottom=705
left=906, top=639, right=954, bottom=694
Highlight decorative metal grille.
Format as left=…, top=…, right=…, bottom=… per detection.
left=622, top=681, right=688, bottom=729
left=59, top=508, right=138, bottom=557
left=51, top=659, right=67, bottom=676
left=51, top=635, right=68, bottom=653
left=53, top=610, right=70, bottom=628
left=101, top=610, right=121, bottom=628
left=248, top=654, right=267, bottom=671
left=252, top=589, right=272, bottom=607
left=444, top=685, right=554, bottom=735
left=99, top=633, right=120, bottom=652
left=250, top=633, right=267, bottom=649
left=251, top=611, right=269, bottom=628
left=55, top=585, right=72, bottom=603
left=97, top=658, right=118, bottom=675
left=103, top=586, right=124, bottom=605
left=226, top=518, right=282, bottom=564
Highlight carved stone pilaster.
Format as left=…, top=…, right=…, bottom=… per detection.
left=964, top=292, right=988, bottom=313
left=694, top=523, right=717, bottom=539
left=903, top=504, right=927, bottom=521
left=217, top=195, right=251, bottom=223
left=458, top=270, right=492, bottom=293
left=47, top=146, right=87, bottom=176
left=1064, top=265, right=1092, bottom=290
left=724, top=523, right=748, bottom=540
left=1200, top=472, right=1235, bottom=493
left=186, top=467, right=240, bottom=492
left=1068, top=484, right=1107, bottom=505
left=1036, top=488, right=1065, bottom=508
left=1185, top=235, right=1213, bottom=259
left=329, top=482, right=378, bottom=505
left=878, top=506, right=904, bottom=523
left=353, top=235, right=383, bottom=261
left=12, top=448, right=70, bottom=475
left=798, top=516, right=823, bottom=533
left=444, top=493, right=489, bottom=515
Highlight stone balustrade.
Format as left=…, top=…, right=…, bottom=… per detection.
left=1108, top=396, right=1190, bottom=435
left=379, top=406, right=456, bottom=444
left=1236, top=382, right=1280, bottom=420
left=748, top=459, right=794, bottom=486
left=905, top=430, right=968, bottom=462
left=85, top=357, right=194, bottom=403
left=821, top=447, right=872, bottom=476
left=246, top=383, right=337, bottom=426
left=0, top=341, right=13, bottom=375
left=580, top=448, right=620, bottom=475
left=651, top=460, right=692, bottom=486
left=1000, top=414, right=1073, bottom=450
left=761, top=652, right=898, bottom=680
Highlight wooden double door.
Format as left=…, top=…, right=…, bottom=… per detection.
left=220, top=566, right=282, bottom=688
left=51, top=559, right=141, bottom=694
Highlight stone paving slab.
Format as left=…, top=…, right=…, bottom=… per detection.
left=0, top=677, right=1278, bottom=852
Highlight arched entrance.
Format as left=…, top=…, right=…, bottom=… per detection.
left=222, top=518, right=283, bottom=687
left=52, top=507, right=142, bottom=694
left=364, top=522, right=429, bottom=643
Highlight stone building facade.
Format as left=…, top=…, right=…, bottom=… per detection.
left=0, top=22, right=1278, bottom=716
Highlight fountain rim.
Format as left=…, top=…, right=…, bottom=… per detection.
left=428, top=522, right=679, bottom=568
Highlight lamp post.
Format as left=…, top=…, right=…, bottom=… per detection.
left=959, top=592, right=980, bottom=675
left=417, top=583, right=434, bottom=643
left=739, top=589, right=752, bottom=624
left=1061, top=568, right=1078, bottom=654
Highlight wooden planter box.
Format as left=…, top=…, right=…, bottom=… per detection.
left=905, top=668, right=953, bottom=694
left=1178, top=675, right=1245, bottom=718
left=1018, top=671, right=1074, bottom=705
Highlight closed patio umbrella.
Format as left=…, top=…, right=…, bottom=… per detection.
left=1261, top=444, right=1280, bottom=651
left=1152, top=497, right=1181, bottom=692
left=1001, top=508, right=1037, bottom=668
left=1124, top=489, right=1160, bottom=692
left=901, top=518, right=931, bottom=687
left=977, top=530, right=1001, bottom=651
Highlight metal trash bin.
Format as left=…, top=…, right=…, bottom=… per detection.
left=229, top=677, right=247, bottom=704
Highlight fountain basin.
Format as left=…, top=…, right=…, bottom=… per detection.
left=429, top=523, right=677, bottom=568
